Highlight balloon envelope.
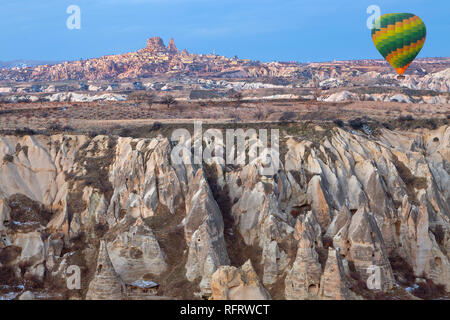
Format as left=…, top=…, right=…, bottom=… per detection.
left=371, top=13, right=426, bottom=75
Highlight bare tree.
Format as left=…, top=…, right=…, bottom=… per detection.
left=255, top=103, right=266, bottom=121
left=255, top=109, right=265, bottom=121
left=312, top=77, right=322, bottom=101
left=226, top=89, right=242, bottom=106
left=231, top=91, right=243, bottom=109
left=146, top=93, right=156, bottom=108
left=176, top=103, right=185, bottom=115
left=279, top=111, right=297, bottom=123
left=130, top=92, right=156, bottom=109
left=230, top=113, right=241, bottom=123
left=162, top=95, right=177, bottom=109
left=4, top=114, right=9, bottom=130
left=24, top=112, right=32, bottom=127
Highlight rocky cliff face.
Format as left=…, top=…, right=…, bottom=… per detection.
left=0, top=125, right=449, bottom=299
left=144, top=37, right=168, bottom=54
left=167, top=38, right=179, bottom=55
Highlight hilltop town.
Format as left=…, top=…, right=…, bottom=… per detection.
left=0, top=37, right=273, bottom=81
left=1, top=36, right=448, bottom=84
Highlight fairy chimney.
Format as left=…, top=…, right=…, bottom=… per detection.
left=86, top=241, right=124, bottom=300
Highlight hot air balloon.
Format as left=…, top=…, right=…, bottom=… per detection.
left=371, top=13, right=426, bottom=79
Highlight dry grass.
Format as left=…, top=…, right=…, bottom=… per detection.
left=412, top=278, right=446, bottom=300
left=143, top=203, right=200, bottom=299
left=8, top=194, right=53, bottom=230
left=0, top=98, right=448, bottom=134
left=391, top=154, right=427, bottom=206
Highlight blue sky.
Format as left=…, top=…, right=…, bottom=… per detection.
left=0, top=0, right=448, bottom=62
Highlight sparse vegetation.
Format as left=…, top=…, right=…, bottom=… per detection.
left=3, top=154, right=14, bottom=163
left=279, top=111, right=297, bottom=122
left=398, top=115, right=414, bottom=122
left=130, top=91, right=156, bottom=108
left=389, top=255, right=416, bottom=286
left=228, top=90, right=243, bottom=109
left=412, top=278, right=446, bottom=300
left=203, top=162, right=264, bottom=284
left=94, top=223, right=109, bottom=238
left=333, top=119, right=344, bottom=127
left=161, top=95, right=177, bottom=109
left=432, top=224, right=445, bottom=246
left=391, top=154, right=427, bottom=205
left=8, top=194, right=53, bottom=227
left=0, top=265, right=19, bottom=286
left=0, top=246, right=22, bottom=265
left=348, top=118, right=366, bottom=130
left=255, top=109, right=265, bottom=121
left=143, top=202, right=197, bottom=299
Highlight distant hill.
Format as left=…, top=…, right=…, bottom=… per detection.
left=0, top=37, right=448, bottom=82
left=0, top=60, right=60, bottom=70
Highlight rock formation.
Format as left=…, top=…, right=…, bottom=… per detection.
left=2, top=37, right=447, bottom=84
left=285, top=214, right=323, bottom=299
left=168, top=38, right=179, bottom=55
left=184, top=169, right=230, bottom=294
left=210, top=260, right=271, bottom=300
left=0, top=124, right=449, bottom=299
left=107, top=218, right=167, bottom=282
left=343, top=205, right=395, bottom=292
left=319, top=248, right=353, bottom=300
left=86, top=241, right=124, bottom=300
left=144, top=36, right=167, bottom=54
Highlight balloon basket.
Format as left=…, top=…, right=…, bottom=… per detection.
left=397, top=75, right=406, bottom=80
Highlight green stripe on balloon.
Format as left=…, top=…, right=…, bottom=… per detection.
left=376, top=24, right=425, bottom=60
left=371, top=13, right=426, bottom=74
